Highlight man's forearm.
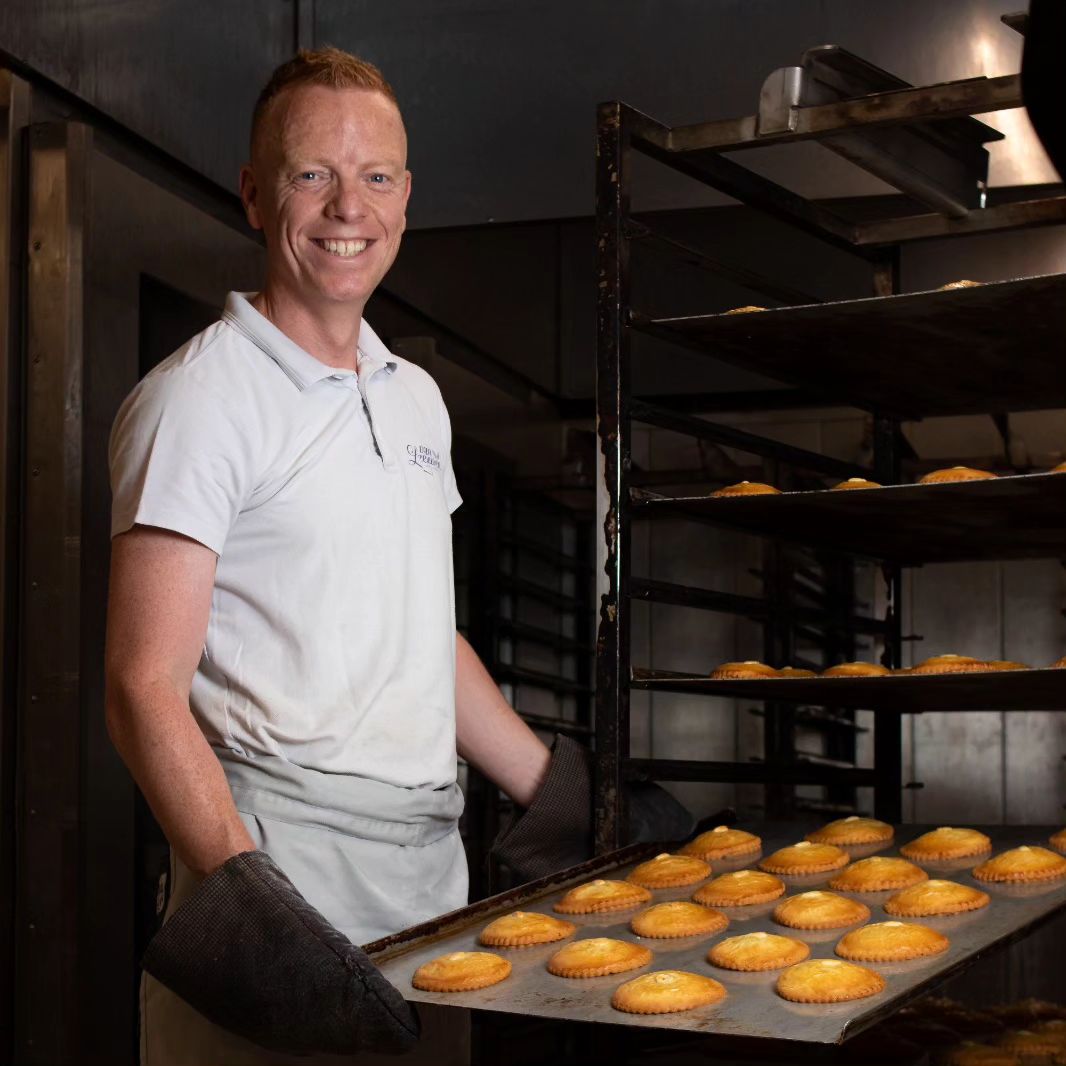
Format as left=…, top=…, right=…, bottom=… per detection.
left=454, top=633, right=551, bottom=808
left=107, top=679, right=254, bottom=879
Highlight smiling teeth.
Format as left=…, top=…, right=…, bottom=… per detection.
left=319, top=239, right=367, bottom=257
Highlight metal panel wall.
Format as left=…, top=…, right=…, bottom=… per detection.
left=0, top=0, right=294, bottom=194
left=0, top=68, right=28, bottom=1055
left=315, top=0, right=1054, bottom=228
left=18, top=118, right=89, bottom=1066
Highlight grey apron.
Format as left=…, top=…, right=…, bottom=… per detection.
left=140, top=749, right=470, bottom=1066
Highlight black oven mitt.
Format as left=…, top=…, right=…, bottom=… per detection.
left=491, top=734, right=695, bottom=882
left=142, top=849, right=420, bottom=1056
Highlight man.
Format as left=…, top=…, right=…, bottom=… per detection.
left=106, top=48, right=560, bottom=1064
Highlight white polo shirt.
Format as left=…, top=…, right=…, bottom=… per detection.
left=110, top=292, right=462, bottom=790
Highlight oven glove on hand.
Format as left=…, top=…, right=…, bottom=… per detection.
left=490, top=733, right=695, bottom=883
left=142, top=849, right=420, bottom=1056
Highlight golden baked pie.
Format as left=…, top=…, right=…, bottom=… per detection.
left=711, top=481, right=781, bottom=497
left=777, top=666, right=817, bottom=678
left=760, top=841, right=849, bottom=875
left=776, top=959, right=885, bottom=1003
left=412, top=951, right=511, bottom=992
left=831, top=477, right=882, bottom=490
left=807, top=816, right=894, bottom=847
left=998, top=1029, right=1066, bottom=1057
left=680, top=825, right=761, bottom=861
left=1050, top=828, right=1066, bottom=854
left=884, top=879, right=990, bottom=917
left=546, top=937, right=652, bottom=978
left=939, top=279, right=983, bottom=290
left=972, top=845, right=1066, bottom=883
left=479, top=911, right=576, bottom=948
left=772, top=890, right=870, bottom=930
left=828, top=856, right=927, bottom=892
left=1052, top=656, right=1066, bottom=669
left=723, top=305, right=766, bottom=314
left=628, top=853, right=711, bottom=889
left=919, top=467, right=998, bottom=484
left=611, top=970, right=727, bottom=1014
left=990, top=1002, right=1066, bottom=1027
left=554, top=879, right=652, bottom=914
left=630, top=901, right=728, bottom=939
left=710, top=660, right=778, bottom=680
left=900, top=827, right=992, bottom=861
left=693, top=869, right=785, bottom=906
left=835, top=920, right=949, bottom=962
left=945, top=1042, right=1022, bottom=1066
left=1051, top=462, right=1066, bottom=474
left=912, top=654, right=986, bottom=675
left=980, top=660, right=1029, bottom=671
left=707, top=931, right=809, bottom=971
left=822, top=661, right=891, bottom=677
left=1031, top=1020, right=1066, bottom=1050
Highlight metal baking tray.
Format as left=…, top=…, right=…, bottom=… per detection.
left=631, top=272, right=1066, bottom=419
left=631, top=667, right=1066, bottom=713
left=367, top=823, right=1066, bottom=1047
left=632, top=472, right=1066, bottom=565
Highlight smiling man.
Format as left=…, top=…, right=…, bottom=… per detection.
left=104, top=49, right=560, bottom=1065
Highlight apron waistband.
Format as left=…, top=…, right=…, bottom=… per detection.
left=215, top=747, right=464, bottom=848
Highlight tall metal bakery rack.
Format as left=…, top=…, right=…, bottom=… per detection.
left=594, top=36, right=1066, bottom=852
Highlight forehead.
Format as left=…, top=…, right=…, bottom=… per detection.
left=263, top=85, right=406, bottom=163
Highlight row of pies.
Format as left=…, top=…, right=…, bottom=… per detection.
left=710, top=462, right=1066, bottom=497
left=722, top=279, right=986, bottom=318
left=710, top=653, right=1066, bottom=678
left=410, top=821, right=1066, bottom=1015
left=878, top=993, right=1066, bottom=1066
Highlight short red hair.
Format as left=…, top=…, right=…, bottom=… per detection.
left=251, top=47, right=399, bottom=154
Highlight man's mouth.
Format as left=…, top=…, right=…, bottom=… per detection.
left=312, top=238, right=370, bottom=258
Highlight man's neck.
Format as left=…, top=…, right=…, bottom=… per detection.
left=251, top=285, right=364, bottom=371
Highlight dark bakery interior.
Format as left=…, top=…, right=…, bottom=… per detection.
left=1, top=2, right=1066, bottom=1064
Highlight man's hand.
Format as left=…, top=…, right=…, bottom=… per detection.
left=143, top=850, right=419, bottom=1055
left=105, top=525, right=255, bottom=877
left=453, top=635, right=695, bottom=881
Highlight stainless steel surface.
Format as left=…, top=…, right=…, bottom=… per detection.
left=372, top=824, right=1066, bottom=1045
left=669, top=66, right=1013, bottom=157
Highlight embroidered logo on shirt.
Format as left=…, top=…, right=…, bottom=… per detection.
left=407, top=444, right=441, bottom=475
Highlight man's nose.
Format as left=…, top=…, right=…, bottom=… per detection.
left=326, top=177, right=368, bottom=221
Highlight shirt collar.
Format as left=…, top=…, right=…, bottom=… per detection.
left=222, top=291, right=397, bottom=391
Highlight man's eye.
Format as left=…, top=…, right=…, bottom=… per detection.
left=298, top=171, right=321, bottom=182
left=368, top=173, right=390, bottom=185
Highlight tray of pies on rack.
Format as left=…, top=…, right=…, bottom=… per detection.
left=632, top=653, right=1066, bottom=712
left=632, top=466, right=1066, bottom=564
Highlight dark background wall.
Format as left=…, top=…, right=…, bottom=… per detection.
left=0, top=0, right=1054, bottom=229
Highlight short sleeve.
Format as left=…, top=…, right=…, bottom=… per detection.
left=437, top=396, right=462, bottom=515
left=109, top=369, right=256, bottom=555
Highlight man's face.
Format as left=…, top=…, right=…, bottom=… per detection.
left=241, top=85, right=411, bottom=311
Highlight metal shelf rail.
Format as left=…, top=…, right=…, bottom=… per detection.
left=594, top=41, right=1066, bottom=853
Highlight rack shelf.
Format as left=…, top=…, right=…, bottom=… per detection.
left=633, top=667, right=1066, bottom=713
left=633, top=472, right=1066, bottom=564
left=632, top=272, right=1066, bottom=418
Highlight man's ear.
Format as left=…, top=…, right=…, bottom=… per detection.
left=400, top=170, right=412, bottom=233
left=239, top=165, right=263, bottom=231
